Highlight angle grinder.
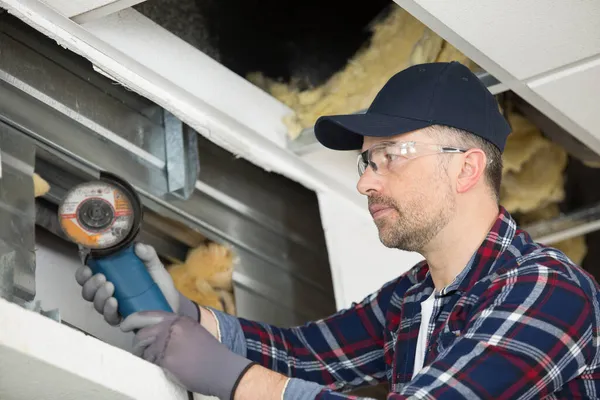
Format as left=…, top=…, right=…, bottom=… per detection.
left=58, top=172, right=173, bottom=318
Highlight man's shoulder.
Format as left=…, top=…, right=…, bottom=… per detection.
left=492, top=233, right=600, bottom=297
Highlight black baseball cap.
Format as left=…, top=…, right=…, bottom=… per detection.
left=314, top=61, right=511, bottom=152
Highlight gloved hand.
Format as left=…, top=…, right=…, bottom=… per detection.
left=75, top=242, right=200, bottom=326
left=122, top=311, right=256, bottom=399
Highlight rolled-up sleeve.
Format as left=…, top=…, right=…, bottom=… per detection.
left=211, top=277, right=400, bottom=395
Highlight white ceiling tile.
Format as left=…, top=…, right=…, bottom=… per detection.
left=400, top=0, right=600, bottom=80
left=529, top=57, right=600, bottom=141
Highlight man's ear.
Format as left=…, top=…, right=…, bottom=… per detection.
left=456, top=149, right=487, bottom=194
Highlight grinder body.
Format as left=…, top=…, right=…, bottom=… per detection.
left=59, top=172, right=173, bottom=318
left=87, top=245, right=172, bottom=318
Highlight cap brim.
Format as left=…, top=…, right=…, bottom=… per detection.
left=314, top=113, right=432, bottom=151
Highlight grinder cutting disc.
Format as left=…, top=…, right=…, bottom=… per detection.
left=58, top=176, right=141, bottom=252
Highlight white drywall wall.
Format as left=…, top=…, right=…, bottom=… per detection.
left=0, top=297, right=193, bottom=400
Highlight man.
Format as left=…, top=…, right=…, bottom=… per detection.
left=77, top=61, right=600, bottom=399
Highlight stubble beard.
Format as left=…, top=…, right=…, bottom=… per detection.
left=372, top=184, right=455, bottom=253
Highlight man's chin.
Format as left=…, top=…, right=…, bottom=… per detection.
left=379, top=236, right=416, bottom=251
left=379, top=237, right=396, bottom=248
left=376, top=225, right=415, bottom=250
left=378, top=234, right=405, bottom=249
left=376, top=226, right=400, bottom=248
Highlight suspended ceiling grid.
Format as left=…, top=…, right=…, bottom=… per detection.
left=393, top=0, right=600, bottom=158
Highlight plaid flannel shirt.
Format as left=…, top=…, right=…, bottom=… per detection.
left=212, top=207, right=600, bottom=399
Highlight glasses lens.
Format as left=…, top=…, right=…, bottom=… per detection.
left=370, top=146, right=389, bottom=175
left=357, top=142, right=465, bottom=177
left=357, top=152, right=367, bottom=176
left=357, top=145, right=391, bottom=176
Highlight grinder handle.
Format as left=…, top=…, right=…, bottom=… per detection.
left=87, top=244, right=173, bottom=318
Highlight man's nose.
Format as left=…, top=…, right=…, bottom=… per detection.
left=357, top=168, right=383, bottom=196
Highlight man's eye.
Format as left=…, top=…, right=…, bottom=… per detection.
left=385, top=152, right=400, bottom=162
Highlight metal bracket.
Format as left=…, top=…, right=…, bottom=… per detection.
left=164, top=110, right=200, bottom=200
left=0, top=122, right=36, bottom=303
left=21, top=299, right=61, bottom=323
left=0, top=27, right=200, bottom=202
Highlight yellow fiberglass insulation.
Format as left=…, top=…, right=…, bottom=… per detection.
left=500, top=112, right=568, bottom=214
left=168, top=242, right=237, bottom=315
left=501, top=112, right=587, bottom=265
left=248, top=6, right=479, bottom=139
left=33, top=173, right=50, bottom=197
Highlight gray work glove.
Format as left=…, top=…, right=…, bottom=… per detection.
left=75, top=242, right=200, bottom=325
left=122, top=311, right=256, bottom=399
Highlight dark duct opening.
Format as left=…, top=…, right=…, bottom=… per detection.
left=135, top=0, right=393, bottom=89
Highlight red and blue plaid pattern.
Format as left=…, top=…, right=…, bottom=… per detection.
left=238, top=207, right=600, bottom=399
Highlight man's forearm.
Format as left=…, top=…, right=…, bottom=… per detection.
left=233, top=367, right=380, bottom=400
left=198, top=309, right=321, bottom=400
left=234, top=365, right=289, bottom=400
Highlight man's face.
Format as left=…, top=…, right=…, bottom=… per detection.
left=356, top=130, right=457, bottom=252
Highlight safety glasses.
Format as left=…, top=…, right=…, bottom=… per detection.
left=357, top=141, right=468, bottom=176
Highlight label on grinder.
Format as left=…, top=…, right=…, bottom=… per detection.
left=58, top=181, right=135, bottom=249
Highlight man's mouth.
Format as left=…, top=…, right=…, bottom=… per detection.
left=369, top=204, right=395, bottom=219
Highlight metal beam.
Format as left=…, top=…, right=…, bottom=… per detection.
left=0, top=34, right=164, bottom=167
left=524, top=203, right=600, bottom=245
left=0, top=26, right=198, bottom=201
left=0, top=122, right=36, bottom=303
left=2, top=72, right=335, bottom=325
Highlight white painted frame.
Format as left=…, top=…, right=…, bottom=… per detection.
left=41, top=0, right=147, bottom=19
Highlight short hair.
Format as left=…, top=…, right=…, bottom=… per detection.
left=426, top=125, right=503, bottom=202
